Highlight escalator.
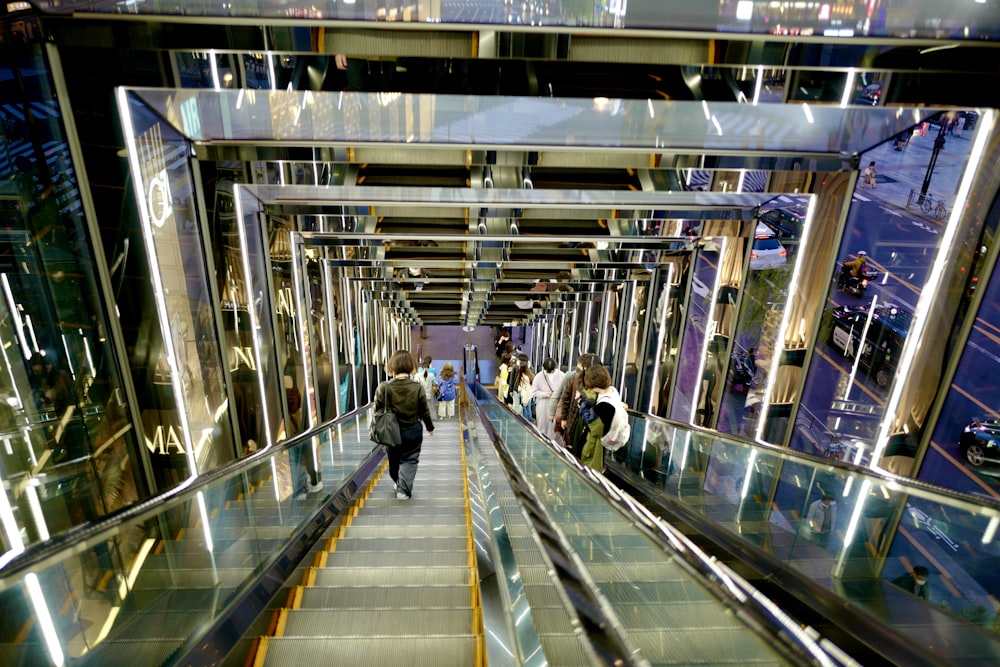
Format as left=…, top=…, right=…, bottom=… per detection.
left=1, top=386, right=891, bottom=667
left=249, top=421, right=484, bottom=665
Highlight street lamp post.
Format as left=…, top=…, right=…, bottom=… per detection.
left=919, top=117, right=948, bottom=203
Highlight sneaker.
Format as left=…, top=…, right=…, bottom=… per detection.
left=396, top=491, right=409, bottom=500
left=392, top=482, right=398, bottom=492
left=307, top=481, right=323, bottom=493
left=295, top=492, right=307, bottom=501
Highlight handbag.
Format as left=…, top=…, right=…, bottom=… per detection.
left=369, top=381, right=402, bottom=447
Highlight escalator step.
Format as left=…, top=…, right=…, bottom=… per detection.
left=131, top=568, right=248, bottom=590
left=614, top=601, right=747, bottom=630
left=345, top=524, right=467, bottom=539
left=325, top=550, right=468, bottom=568
left=348, top=507, right=467, bottom=523
left=628, top=627, right=782, bottom=664
left=261, top=636, right=476, bottom=666
left=313, top=566, right=469, bottom=587
left=597, top=579, right=716, bottom=605
left=299, top=584, right=470, bottom=610
left=333, top=536, right=468, bottom=552
left=281, top=608, right=472, bottom=636
left=586, top=561, right=696, bottom=582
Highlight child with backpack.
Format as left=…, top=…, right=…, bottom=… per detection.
left=435, top=362, right=459, bottom=420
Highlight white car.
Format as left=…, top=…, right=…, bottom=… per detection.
left=749, top=223, right=788, bottom=270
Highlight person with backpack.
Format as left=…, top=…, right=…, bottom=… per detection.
left=579, top=364, right=629, bottom=472
left=580, top=365, right=618, bottom=472
left=435, top=362, right=459, bottom=419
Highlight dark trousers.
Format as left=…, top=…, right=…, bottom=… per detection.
left=288, top=440, right=319, bottom=494
left=387, top=421, right=423, bottom=497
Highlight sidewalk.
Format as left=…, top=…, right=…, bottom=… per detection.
left=855, top=122, right=974, bottom=225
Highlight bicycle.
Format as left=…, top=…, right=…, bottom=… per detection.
left=919, top=194, right=948, bottom=221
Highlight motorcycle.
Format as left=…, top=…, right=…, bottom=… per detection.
left=837, top=263, right=878, bottom=297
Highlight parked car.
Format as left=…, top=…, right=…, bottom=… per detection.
left=759, top=207, right=806, bottom=241
left=828, top=304, right=912, bottom=387
left=959, top=419, right=1000, bottom=468
left=749, top=223, right=787, bottom=270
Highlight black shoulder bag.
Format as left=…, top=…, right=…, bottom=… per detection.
left=370, top=381, right=402, bottom=446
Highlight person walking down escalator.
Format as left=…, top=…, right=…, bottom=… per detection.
left=555, top=353, right=597, bottom=460
left=375, top=350, right=435, bottom=500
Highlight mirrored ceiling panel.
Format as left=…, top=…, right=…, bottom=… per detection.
left=240, top=184, right=781, bottom=326
left=37, top=0, right=1000, bottom=42
left=130, top=88, right=940, bottom=157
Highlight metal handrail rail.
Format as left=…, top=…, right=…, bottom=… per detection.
left=467, top=387, right=642, bottom=667
left=628, top=407, right=1000, bottom=518
left=0, top=403, right=373, bottom=585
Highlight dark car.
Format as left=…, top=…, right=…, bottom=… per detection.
left=959, top=419, right=1000, bottom=468
left=828, top=304, right=913, bottom=388
left=758, top=207, right=805, bottom=241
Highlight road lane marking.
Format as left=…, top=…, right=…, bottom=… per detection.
left=928, top=439, right=1000, bottom=500
left=975, top=317, right=1000, bottom=339
left=950, top=383, right=999, bottom=420
left=967, top=333, right=1000, bottom=365
left=813, top=347, right=885, bottom=405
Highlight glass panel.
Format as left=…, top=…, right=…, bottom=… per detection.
left=919, top=187, right=1000, bottom=500
left=791, top=110, right=983, bottom=466
left=119, top=89, right=235, bottom=477
left=0, top=31, right=142, bottom=549
left=0, top=415, right=373, bottom=664
left=608, top=406, right=1000, bottom=661
left=130, top=88, right=936, bottom=157
left=670, top=244, right=723, bottom=424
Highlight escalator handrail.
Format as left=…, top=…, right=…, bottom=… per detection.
left=629, top=408, right=1000, bottom=517
left=0, top=403, right=374, bottom=584
left=480, top=384, right=847, bottom=667
left=468, top=385, right=642, bottom=667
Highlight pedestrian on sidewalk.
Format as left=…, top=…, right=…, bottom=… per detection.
left=860, top=161, right=877, bottom=189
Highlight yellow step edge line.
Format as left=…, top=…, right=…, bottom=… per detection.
left=251, top=636, right=269, bottom=667
left=458, top=406, right=486, bottom=655
left=291, top=586, right=304, bottom=610
left=13, top=618, right=34, bottom=644
left=95, top=570, right=114, bottom=592
left=175, top=528, right=185, bottom=541
left=274, top=608, right=289, bottom=637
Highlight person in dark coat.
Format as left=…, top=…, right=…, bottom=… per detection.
left=891, top=566, right=930, bottom=600
left=375, top=350, right=435, bottom=500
